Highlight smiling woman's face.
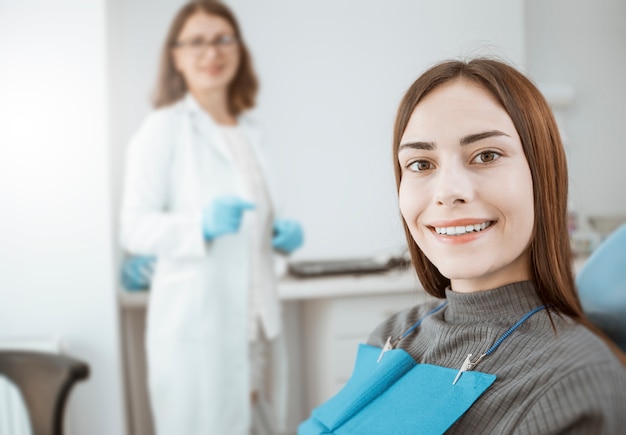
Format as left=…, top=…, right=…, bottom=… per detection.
left=398, top=78, right=535, bottom=293
left=172, top=12, right=240, bottom=97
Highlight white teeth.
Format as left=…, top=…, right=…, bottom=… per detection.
left=435, top=221, right=492, bottom=236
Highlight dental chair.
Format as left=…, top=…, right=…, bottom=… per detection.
left=0, top=351, right=89, bottom=435
left=576, top=224, right=626, bottom=351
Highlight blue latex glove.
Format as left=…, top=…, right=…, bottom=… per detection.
left=121, top=255, right=156, bottom=291
left=272, top=219, right=304, bottom=254
left=202, top=196, right=255, bottom=241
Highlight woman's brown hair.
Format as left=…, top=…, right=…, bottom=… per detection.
left=152, top=0, right=258, bottom=115
left=392, top=58, right=625, bottom=362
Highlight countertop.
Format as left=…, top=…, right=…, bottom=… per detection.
left=118, top=257, right=589, bottom=308
left=118, top=268, right=421, bottom=308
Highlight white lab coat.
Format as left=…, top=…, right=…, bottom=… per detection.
left=120, top=95, right=286, bottom=435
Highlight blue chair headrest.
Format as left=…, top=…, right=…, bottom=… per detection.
left=577, top=224, right=626, bottom=351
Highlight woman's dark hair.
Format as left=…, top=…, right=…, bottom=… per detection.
left=392, top=58, right=625, bottom=363
left=152, top=0, right=258, bottom=115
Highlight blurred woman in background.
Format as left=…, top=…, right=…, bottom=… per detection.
left=120, top=1, right=303, bottom=433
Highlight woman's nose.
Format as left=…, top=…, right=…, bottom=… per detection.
left=433, top=164, right=474, bottom=207
left=201, top=45, right=220, bottom=59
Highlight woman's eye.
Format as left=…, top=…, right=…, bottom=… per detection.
left=408, top=160, right=433, bottom=171
left=216, top=35, right=236, bottom=46
left=473, top=151, right=501, bottom=164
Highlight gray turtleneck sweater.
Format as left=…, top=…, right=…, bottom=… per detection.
left=367, top=281, right=626, bottom=434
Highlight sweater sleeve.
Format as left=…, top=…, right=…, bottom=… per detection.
left=511, top=361, right=626, bottom=434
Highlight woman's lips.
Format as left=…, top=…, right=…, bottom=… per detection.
left=202, top=65, right=224, bottom=75
left=434, top=220, right=494, bottom=236
left=428, top=220, right=496, bottom=244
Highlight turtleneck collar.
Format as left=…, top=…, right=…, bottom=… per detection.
left=443, top=281, right=544, bottom=323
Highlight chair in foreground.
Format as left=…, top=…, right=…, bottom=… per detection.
left=0, top=351, right=89, bottom=435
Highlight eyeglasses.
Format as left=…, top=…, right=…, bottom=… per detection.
left=174, top=35, right=238, bottom=55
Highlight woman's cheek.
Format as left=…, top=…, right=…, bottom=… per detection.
left=399, top=183, right=420, bottom=230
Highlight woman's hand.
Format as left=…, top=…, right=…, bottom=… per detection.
left=272, top=219, right=304, bottom=254
left=202, top=196, right=255, bottom=241
left=121, top=255, right=156, bottom=291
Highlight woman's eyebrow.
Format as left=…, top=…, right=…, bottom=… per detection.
left=460, top=130, right=510, bottom=145
left=398, top=141, right=435, bottom=152
left=399, top=130, right=510, bottom=151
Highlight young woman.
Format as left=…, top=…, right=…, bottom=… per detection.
left=299, top=58, right=626, bottom=434
left=120, top=2, right=303, bottom=434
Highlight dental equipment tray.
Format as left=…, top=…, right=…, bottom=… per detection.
left=287, top=257, right=405, bottom=278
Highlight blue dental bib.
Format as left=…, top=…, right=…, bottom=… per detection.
left=299, top=344, right=496, bottom=435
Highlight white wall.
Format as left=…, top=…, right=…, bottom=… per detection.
left=111, top=0, right=525, bottom=262
left=229, top=0, right=525, bottom=260
left=110, top=0, right=626, bottom=257
left=0, top=1, right=126, bottom=434
left=526, top=0, right=626, bottom=221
